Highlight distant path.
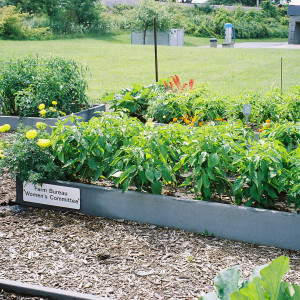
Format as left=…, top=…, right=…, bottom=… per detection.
left=199, top=42, right=300, bottom=49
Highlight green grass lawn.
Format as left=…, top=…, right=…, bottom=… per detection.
left=0, top=35, right=298, bottom=102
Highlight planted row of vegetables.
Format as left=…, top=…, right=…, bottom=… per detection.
left=105, top=75, right=300, bottom=126
left=0, top=113, right=299, bottom=211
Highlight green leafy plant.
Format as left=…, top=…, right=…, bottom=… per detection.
left=232, top=139, right=288, bottom=208
left=0, top=56, right=88, bottom=117
left=200, top=256, right=300, bottom=300
left=0, top=124, right=70, bottom=184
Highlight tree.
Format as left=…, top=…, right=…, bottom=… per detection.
left=128, top=0, right=176, bottom=44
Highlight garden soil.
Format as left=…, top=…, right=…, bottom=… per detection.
left=0, top=131, right=300, bottom=300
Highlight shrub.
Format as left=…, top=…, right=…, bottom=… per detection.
left=0, top=56, right=89, bottom=117
left=0, top=6, right=51, bottom=40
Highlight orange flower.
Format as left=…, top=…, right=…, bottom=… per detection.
left=173, top=118, right=177, bottom=122
left=199, top=122, right=204, bottom=126
left=259, top=129, right=264, bottom=132
left=266, top=124, right=270, bottom=127
left=266, top=119, right=271, bottom=123
left=170, top=121, right=173, bottom=124
left=185, top=120, right=190, bottom=125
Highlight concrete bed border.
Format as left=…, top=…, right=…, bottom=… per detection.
left=0, top=278, right=110, bottom=300
left=16, top=179, right=300, bottom=251
left=0, top=104, right=106, bottom=131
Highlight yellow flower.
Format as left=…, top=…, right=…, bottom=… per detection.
left=0, top=150, right=3, bottom=159
left=26, top=130, right=37, bottom=139
left=169, top=121, right=173, bottom=124
left=0, top=124, right=10, bottom=132
left=36, top=122, right=47, bottom=130
left=50, top=108, right=56, bottom=112
left=49, top=107, right=53, bottom=110
left=265, top=119, right=271, bottom=123
left=52, top=101, right=57, bottom=106
left=59, top=111, right=66, bottom=116
left=173, top=118, right=177, bottom=122
left=37, top=139, right=51, bottom=148
left=38, top=104, right=45, bottom=110
left=40, top=109, right=46, bottom=116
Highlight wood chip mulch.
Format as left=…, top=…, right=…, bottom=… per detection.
left=0, top=132, right=300, bottom=300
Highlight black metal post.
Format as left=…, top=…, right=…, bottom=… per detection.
left=154, top=17, right=158, bottom=82
left=281, top=57, right=283, bottom=92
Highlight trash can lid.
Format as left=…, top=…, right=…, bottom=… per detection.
left=210, top=38, right=217, bottom=42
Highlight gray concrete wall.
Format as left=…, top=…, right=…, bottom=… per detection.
left=288, top=15, right=300, bottom=44
left=131, top=29, right=184, bottom=46
left=0, top=104, right=105, bottom=132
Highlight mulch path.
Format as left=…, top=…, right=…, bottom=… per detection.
left=0, top=131, right=299, bottom=299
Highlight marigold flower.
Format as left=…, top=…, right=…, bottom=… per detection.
left=173, top=118, right=177, bottom=122
left=170, top=121, right=173, bottom=124
left=37, top=139, right=51, bottom=148
left=36, top=122, right=47, bottom=130
left=259, top=129, right=264, bottom=133
left=185, top=120, right=190, bottom=125
left=0, top=124, right=10, bottom=132
left=0, top=150, right=3, bottom=159
left=266, top=124, right=270, bottom=127
left=52, top=101, right=57, bottom=105
left=265, top=119, right=271, bottom=123
left=51, top=108, right=56, bottom=112
left=26, top=130, right=37, bottom=139
left=40, top=109, right=46, bottom=116
left=38, top=104, right=45, bottom=110
left=199, top=122, right=204, bottom=126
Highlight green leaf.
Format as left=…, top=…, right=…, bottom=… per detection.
left=231, top=277, right=264, bottom=300
left=153, top=169, right=162, bottom=181
left=145, top=169, right=154, bottom=182
left=233, top=177, right=244, bottom=192
left=200, top=292, right=220, bottom=300
left=208, top=153, right=219, bottom=168
left=151, top=181, right=162, bottom=194
left=215, top=266, right=242, bottom=300
left=291, top=284, right=300, bottom=299
left=87, top=157, right=99, bottom=170
left=159, top=144, right=168, bottom=161
left=93, top=168, right=103, bottom=181
left=260, top=256, right=290, bottom=300
left=119, top=165, right=137, bottom=183
left=202, top=172, right=210, bottom=188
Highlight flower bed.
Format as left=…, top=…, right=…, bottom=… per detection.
left=106, top=76, right=300, bottom=128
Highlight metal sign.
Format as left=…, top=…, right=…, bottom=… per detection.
left=23, top=182, right=80, bottom=210
left=243, top=104, right=252, bottom=115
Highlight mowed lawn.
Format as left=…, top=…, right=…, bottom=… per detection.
left=0, top=35, right=299, bottom=101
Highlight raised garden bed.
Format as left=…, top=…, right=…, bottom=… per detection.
left=0, top=104, right=106, bottom=131
left=16, top=179, right=300, bottom=251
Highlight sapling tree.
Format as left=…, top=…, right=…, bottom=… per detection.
left=128, top=0, right=176, bottom=44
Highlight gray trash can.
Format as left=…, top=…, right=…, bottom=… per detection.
left=210, top=38, right=217, bottom=48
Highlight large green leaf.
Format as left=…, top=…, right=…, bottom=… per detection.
left=151, top=181, right=162, bottom=194
left=215, top=266, right=242, bottom=300
left=145, top=168, right=154, bottom=182
left=231, top=276, right=264, bottom=300
left=208, top=153, right=219, bottom=168
left=260, top=256, right=290, bottom=300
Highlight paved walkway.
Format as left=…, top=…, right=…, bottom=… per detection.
left=200, top=42, right=300, bottom=49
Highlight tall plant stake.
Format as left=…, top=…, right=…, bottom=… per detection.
left=154, top=17, right=158, bottom=82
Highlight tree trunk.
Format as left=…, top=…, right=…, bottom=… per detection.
left=143, top=25, right=149, bottom=45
